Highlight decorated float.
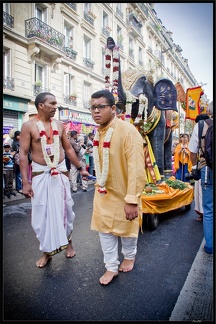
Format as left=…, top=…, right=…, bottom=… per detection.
left=105, top=37, right=194, bottom=230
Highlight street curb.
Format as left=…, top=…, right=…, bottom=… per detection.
left=3, top=180, right=96, bottom=205
left=169, top=238, right=213, bottom=321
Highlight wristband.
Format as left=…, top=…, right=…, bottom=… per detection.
left=77, top=166, right=83, bottom=171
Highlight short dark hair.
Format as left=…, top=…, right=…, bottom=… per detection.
left=70, top=130, right=78, bottom=137
left=91, top=90, right=115, bottom=106
left=195, top=113, right=210, bottom=123
left=35, top=92, right=55, bottom=110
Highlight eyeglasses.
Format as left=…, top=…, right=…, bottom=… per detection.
left=89, top=104, right=112, bottom=111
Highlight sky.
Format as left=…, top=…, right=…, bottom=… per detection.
left=154, top=2, right=213, bottom=102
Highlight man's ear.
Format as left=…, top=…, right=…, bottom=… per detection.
left=111, top=105, right=116, bottom=113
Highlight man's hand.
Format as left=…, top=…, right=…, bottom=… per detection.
left=22, top=182, right=34, bottom=198
left=80, top=169, right=90, bottom=180
left=124, top=203, right=139, bottom=221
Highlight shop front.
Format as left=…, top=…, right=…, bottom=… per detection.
left=58, top=106, right=97, bottom=135
left=3, top=94, right=30, bottom=141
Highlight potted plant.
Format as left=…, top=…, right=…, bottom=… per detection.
left=117, top=35, right=124, bottom=43
left=34, top=80, right=42, bottom=87
left=69, top=93, right=77, bottom=101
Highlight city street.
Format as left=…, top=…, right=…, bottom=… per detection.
left=3, top=184, right=209, bottom=321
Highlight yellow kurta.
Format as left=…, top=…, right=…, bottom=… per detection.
left=91, top=117, right=146, bottom=238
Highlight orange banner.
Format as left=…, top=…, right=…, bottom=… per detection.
left=185, top=86, right=204, bottom=120
left=175, top=82, right=186, bottom=103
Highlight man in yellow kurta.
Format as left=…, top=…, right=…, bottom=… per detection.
left=89, top=90, right=146, bottom=285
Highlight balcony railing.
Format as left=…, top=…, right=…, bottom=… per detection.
left=3, top=11, right=14, bottom=28
left=83, top=58, right=95, bottom=69
left=127, top=13, right=142, bottom=35
left=64, top=47, right=78, bottom=60
left=83, top=101, right=89, bottom=109
left=33, top=85, right=50, bottom=96
left=25, top=17, right=65, bottom=52
left=64, top=95, right=77, bottom=106
left=3, top=76, right=15, bottom=91
left=129, top=49, right=134, bottom=59
left=116, top=7, right=123, bottom=19
left=102, top=27, right=110, bottom=38
left=83, top=11, right=94, bottom=26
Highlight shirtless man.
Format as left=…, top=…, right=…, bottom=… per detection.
left=19, top=92, right=89, bottom=268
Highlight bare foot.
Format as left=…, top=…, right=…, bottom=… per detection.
left=119, top=259, right=135, bottom=272
left=65, top=241, right=76, bottom=258
left=36, top=253, right=52, bottom=268
left=99, top=270, right=118, bottom=285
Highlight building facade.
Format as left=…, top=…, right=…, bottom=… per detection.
left=3, top=3, right=201, bottom=139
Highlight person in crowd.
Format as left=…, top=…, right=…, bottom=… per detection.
left=11, top=130, right=23, bottom=193
left=89, top=90, right=146, bottom=285
left=193, top=114, right=210, bottom=221
left=188, top=102, right=213, bottom=255
left=77, top=135, right=88, bottom=192
left=69, top=130, right=83, bottom=193
left=173, top=133, right=193, bottom=182
left=84, top=134, right=90, bottom=173
left=87, top=132, right=95, bottom=176
left=19, top=92, right=89, bottom=268
left=3, top=143, right=17, bottom=198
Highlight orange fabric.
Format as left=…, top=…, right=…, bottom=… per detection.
left=141, top=182, right=194, bottom=214
left=185, top=87, right=203, bottom=120
left=175, top=82, right=186, bottom=103
left=173, top=143, right=193, bottom=173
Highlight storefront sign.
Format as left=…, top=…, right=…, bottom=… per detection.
left=3, top=95, right=29, bottom=113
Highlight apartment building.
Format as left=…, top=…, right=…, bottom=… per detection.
left=3, top=3, right=198, bottom=138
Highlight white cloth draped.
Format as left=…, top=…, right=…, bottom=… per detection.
left=31, top=160, right=75, bottom=254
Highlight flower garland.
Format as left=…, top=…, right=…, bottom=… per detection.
left=36, top=119, right=60, bottom=176
left=105, top=45, right=119, bottom=103
left=93, top=127, right=114, bottom=195
left=125, top=90, right=136, bottom=123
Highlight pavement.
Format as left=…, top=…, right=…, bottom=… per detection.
left=3, top=185, right=214, bottom=321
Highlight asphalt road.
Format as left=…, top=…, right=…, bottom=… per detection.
left=3, top=184, right=206, bottom=321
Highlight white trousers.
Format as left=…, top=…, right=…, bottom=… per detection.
left=99, top=232, right=138, bottom=272
left=70, top=163, right=88, bottom=191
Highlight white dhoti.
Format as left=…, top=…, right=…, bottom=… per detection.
left=31, top=160, right=75, bottom=255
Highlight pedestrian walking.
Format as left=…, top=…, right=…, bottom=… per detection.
left=193, top=113, right=210, bottom=221
left=11, top=130, right=23, bottom=193
left=69, top=130, right=83, bottom=192
left=188, top=101, right=213, bottom=255
left=19, top=92, right=89, bottom=268
left=87, top=132, right=95, bottom=176
left=3, top=143, right=17, bottom=198
left=89, top=90, right=146, bottom=285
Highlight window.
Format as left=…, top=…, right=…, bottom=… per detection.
left=3, top=3, right=10, bottom=13
left=3, top=48, right=11, bottom=77
left=64, top=73, right=74, bottom=95
left=139, top=47, right=143, bottom=64
left=83, top=82, right=91, bottom=108
left=102, top=48, right=105, bottom=75
left=35, top=4, right=47, bottom=23
left=117, top=3, right=121, bottom=11
left=64, top=23, right=73, bottom=48
left=129, top=36, right=133, bottom=50
left=117, top=25, right=123, bottom=45
left=35, top=63, right=47, bottom=87
left=83, top=35, right=91, bottom=59
left=129, top=36, right=134, bottom=57
left=102, top=11, right=108, bottom=28
left=84, top=3, right=91, bottom=13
